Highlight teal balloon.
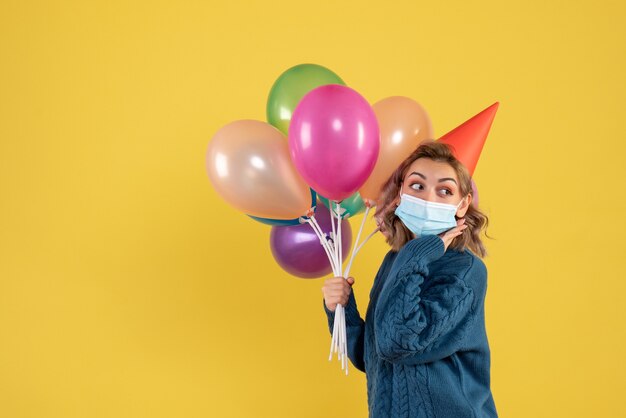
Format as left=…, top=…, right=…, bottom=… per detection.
left=266, top=63, right=346, bottom=135
left=318, top=191, right=366, bottom=219
left=248, top=189, right=317, bottom=226
left=248, top=216, right=302, bottom=226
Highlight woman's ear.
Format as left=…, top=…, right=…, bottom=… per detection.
left=457, top=194, right=472, bottom=217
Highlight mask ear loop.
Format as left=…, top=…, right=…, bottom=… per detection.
left=457, top=194, right=470, bottom=211
left=454, top=196, right=469, bottom=223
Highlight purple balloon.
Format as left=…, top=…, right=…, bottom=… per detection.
left=270, top=207, right=352, bottom=279
left=289, top=84, right=380, bottom=201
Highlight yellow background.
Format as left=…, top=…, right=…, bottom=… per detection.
left=1, top=0, right=625, bottom=417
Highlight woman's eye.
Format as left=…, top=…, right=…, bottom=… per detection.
left=410, top=183, right=423, bottom=190
left=440, top=188, right=452, bottom=196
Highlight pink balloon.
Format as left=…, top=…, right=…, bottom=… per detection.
left=289, top=84, right=380, bottom=201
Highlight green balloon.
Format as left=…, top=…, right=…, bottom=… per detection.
left=318, top=192, right=366, bottom=219
left=267, top=64, right=346, bottom=135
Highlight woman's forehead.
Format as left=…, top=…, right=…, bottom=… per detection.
left=404, top=158, right=458, bottom=180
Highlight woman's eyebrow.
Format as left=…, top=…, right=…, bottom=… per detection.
left=439, top=177, right=457, bottom=184
left=408, top=171, right=426, bottom=179
left=409, top=172, right=458, bottom=185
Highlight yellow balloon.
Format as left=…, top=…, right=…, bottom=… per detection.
left=359, top=96, right=433, bottom=204
left=206, top=120, right=312, bottom=219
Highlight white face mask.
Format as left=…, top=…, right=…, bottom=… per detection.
left=394, top=193, right=463, bottom=237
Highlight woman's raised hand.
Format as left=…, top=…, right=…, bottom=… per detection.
left=438, top=218, right=468, bottom=251
left=322, top=276, right=355, bottom=312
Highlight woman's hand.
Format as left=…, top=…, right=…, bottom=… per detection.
left=438, top=218, right=468, bottom=252
left=322, top=276, right=355, bottom=312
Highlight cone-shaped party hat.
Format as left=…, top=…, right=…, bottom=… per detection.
left=437, top=102, right=499, bottom=176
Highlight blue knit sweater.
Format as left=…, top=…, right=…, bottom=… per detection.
left=323, top=234, right=498, bottom=418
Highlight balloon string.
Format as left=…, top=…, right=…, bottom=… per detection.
left=307, top=212, right=344, bottom=365
left=307, top=215, right=325, bottom=244
left=304, top=217, right=328, bottom=252
left=329, top=304, right=341, bottom=360
left=337, top=312, right=344, bottom=366
left=324, top=200, right=345, bottom=367
left=341, top=304, right=347, bottom=373
left=339, top=221, right=380, bottom=364
left=343, top=206, right=370, bottom=278
left=335, top=201, right=343, bottom=276
left=335, top=202, right=344, bottom=360
left=329, top=202, right=340, bottom=274
left=336, top=306, right=341, bottom=361
left=309, top=213, right=343, bottom=367
left=331, top=306, right=344, bottom=362
left=352, top=227, right=381, bottom=262
left=329, top=200, right=349, bottom=375
left=309, top=218, right=338, bottom=276
left=334, top=200, right=347, bottom=374
left=339, top=305, right=344, bottom=369
left=310, top=215, right=338, bottom=273
left=343, top=309, right=349, bottom=375
left=314, top=200, right=354, bottom=376
left=305, top=217, right=338, bottom=276
left=327, top=201, right=340, bottom=362
left=304, top=207, right=345, bottom=368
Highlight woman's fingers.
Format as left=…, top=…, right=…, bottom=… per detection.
left=322, top=286, right=351, bottom=296
left=438, top=219, right=469, bottom=251
left=449, top=223, right=468, bottom=235
left=329, top=288, right=351, bottom=297
left=322, top=290, right=350, bottom=299
left=453, top=225, right=467, bottom=235
left=322, top=276, right=355, bottom=310
left=326, top=282, right=351, bottom=291
left=324, top=277, right=354, bottom=289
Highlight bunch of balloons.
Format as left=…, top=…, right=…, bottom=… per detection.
left=205, top=64, right=435, bottom=277
left=205, top=63, right=498, bottom=375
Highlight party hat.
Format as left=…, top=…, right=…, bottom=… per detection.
left=437, top=102, right=499, bottom=176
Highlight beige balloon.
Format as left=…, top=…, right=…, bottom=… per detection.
left=206, top=120, right=312, bottom=219
left=359, top=96, right=434, bottom=205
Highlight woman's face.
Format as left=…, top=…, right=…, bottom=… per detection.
left=397, top=158, right=471, bottom=218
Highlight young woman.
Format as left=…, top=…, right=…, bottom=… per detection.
left=322, top=140, right=498, bottom=418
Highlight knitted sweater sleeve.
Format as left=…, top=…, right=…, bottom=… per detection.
left=373, top=234, right=476, bottom=365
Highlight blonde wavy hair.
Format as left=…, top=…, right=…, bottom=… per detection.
left=375, top=140, right=491, bottom=257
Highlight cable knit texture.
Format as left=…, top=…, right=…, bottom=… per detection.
left=323, top=234, right=498, bottom=418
